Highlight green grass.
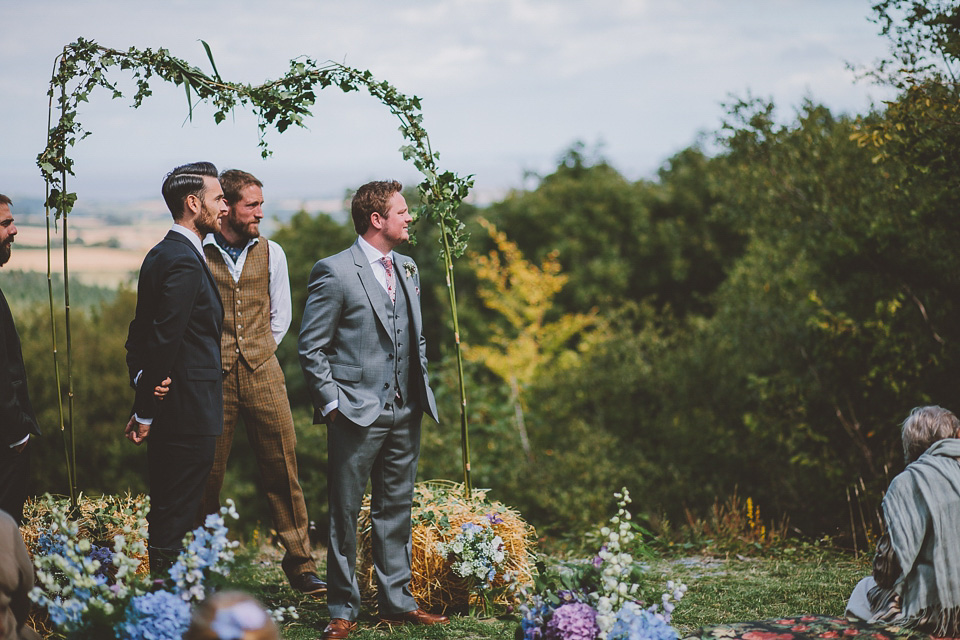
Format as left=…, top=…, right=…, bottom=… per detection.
left=219, top=544, right=870, bottom=639
left=661, top=553, right=870, bottom=634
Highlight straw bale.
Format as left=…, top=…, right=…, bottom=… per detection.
left=20, top=492, right=151, bottom=575
left=356, top=480, right=536, bottom=613
left=20, top=493, right=151, bottom=635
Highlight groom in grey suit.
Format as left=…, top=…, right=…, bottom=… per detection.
left=298, top=180, right=447, bottom=640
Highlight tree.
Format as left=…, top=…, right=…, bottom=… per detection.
left=463, top=218, right=595, bottom=462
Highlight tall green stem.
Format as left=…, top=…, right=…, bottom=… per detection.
left=438, top=215, right=472, bottom=498
left=61, top=167, right=77, bottom=506
left=45, top=61, right=75, bottom=506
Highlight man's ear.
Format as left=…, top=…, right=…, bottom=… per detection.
left=370, top=212, right=383, bottom=230
left=184, top=193, right=201, bottom=217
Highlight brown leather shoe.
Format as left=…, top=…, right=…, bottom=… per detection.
left=290, top=571, right=327, bottom=596
left=321, top=618, right=357, bottom=640
left=379, top=608, right=450, bottom=626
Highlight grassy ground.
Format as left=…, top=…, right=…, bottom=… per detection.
left=220, top=544, right=871, bottom=639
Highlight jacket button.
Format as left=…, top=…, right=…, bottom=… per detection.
left=383, top=383, right=390, bottom=389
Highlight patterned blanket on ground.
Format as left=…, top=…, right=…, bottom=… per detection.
left=682, top=614, right=941, bottom=640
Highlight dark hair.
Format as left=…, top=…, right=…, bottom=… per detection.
left=0, top=194, right=11, bottom=207
left=161, top=162, right=219, bottom=219
left=350, top=180, right=402, bottom=235
left=219, top=169, right=263, bottom=205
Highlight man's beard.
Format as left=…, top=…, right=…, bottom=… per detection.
left=224, top=216, right=259, bottom=241
left=196, top=204, right=221, bottom=235
left=0, top=242, right=11, bottom=267
left=242, top=219, right=260, bottom=239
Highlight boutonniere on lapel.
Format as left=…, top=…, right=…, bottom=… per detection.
left=402, top=262, right=419, bottom=296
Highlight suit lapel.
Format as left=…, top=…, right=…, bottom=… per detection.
left=393, top=252, right=422, bottom=338
left=166, top=231, right=224, bottom=312
left=351, top=241, right=393, bottom=339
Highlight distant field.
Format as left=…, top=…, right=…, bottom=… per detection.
left=12, top=222, right=170, bottom=288
left=11, top=247, right=143, bottom=288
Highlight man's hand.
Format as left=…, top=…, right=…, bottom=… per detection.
left=325, top=408, right=339, bottom=426
left=154, top=376, right=171, bottom=400
left=12, top=439, right=28, bottom=454
left=125, top=415, right=150, bottom=445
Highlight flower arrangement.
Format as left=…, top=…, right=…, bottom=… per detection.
left=436, top=517, right=512, bottom=613
left=518, top=488, right=687, bottom=640
left=28, top=494, right=243, bottom=639
left=355, top=480, right=536, bottom=613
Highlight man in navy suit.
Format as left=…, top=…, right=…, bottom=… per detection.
left=125, top=162, right=227, bottom=573
left=0, top=194, right=41, bottom=524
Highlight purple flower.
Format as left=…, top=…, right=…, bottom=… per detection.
left=487, top=512, right=505, bottom=525
left=87, top=545, right=114, bottom=579
left=545, top=602, right=598, bottom=640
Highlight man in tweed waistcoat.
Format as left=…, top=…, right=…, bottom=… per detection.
left=299, top=180, right=446, bottom=640
left=198, top=169, right=324, bottom=596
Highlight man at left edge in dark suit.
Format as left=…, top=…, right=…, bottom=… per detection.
left=124, top=162, right=227, bottom=574
left=0, top=194, right=41, bottom=524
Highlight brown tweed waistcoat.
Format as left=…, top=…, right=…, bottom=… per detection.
left=205, top=239, right=276, bottom=372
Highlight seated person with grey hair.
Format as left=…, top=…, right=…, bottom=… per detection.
left=846, top=405, right=960, bottom=635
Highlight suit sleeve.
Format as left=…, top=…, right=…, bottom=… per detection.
left=298, top=259, right=344, bottom=412
left=0, top=314, right=36, bottom=447
left=132, top=255, right=205, bottom=420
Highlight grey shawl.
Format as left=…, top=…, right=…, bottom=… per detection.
left=883, top=437, right=960, bottom=634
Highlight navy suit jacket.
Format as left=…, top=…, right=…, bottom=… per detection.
left=0, top=287, right=39, bottom=447
left=125, top=231, right=224, bottom=436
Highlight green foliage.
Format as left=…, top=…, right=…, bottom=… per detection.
left=484, top=143, right=744, bottom=318
left=20, top=292, right=147, bottom=497
left=270, top=209, right=357, bottom=407
left=1, top=270, right=115, bottom=311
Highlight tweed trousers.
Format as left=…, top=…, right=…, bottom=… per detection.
left=198, top=355, right=315, bottom=579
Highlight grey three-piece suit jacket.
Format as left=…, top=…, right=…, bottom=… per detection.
left=298, top=240, right=438, bottom=427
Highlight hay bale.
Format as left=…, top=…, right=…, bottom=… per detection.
left=20, top=492, right=151, bottom=575
left=356, top=480, right=536, bottom=613
left=20, top=493, right=151, bottom=636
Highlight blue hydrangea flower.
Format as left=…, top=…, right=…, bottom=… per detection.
left=520, top=598, right=555, bottom=640
left=117, top=590, right=191, bottom=640
left=607, top=602, right=679, bottom=640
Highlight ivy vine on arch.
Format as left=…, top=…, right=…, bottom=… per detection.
left=39, top=38, right=475, bottom=505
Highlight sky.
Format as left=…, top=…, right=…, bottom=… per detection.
left=0, top=0, right=896, bottom=209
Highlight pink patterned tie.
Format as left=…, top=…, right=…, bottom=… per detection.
left=380, top=256, right=396, bottom=304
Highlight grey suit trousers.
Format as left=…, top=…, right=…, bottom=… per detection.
left=326, top=405, right=421, bottom=621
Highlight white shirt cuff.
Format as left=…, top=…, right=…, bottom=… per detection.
left=133, top=414, right=153, bottom=426
left=321, top=399, right=339, bottom=417
left=9, top=434, right=29, bottom=448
